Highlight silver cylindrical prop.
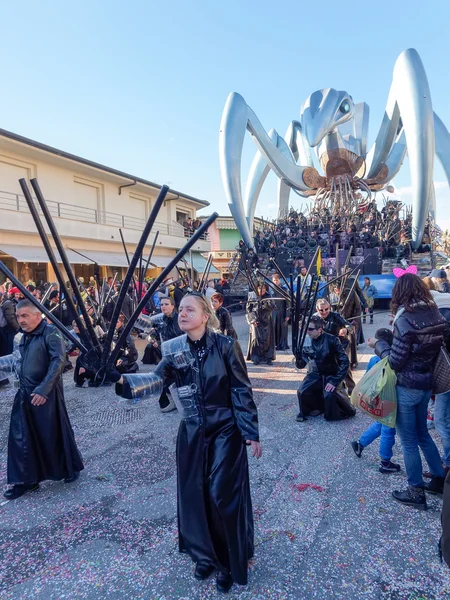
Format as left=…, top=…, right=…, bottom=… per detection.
left=134, top=312, right=164, bottom=334
left=0, top=353, right=18, bottom=380
left=161, top=334, right=194, bottom=369
left=168, top=383, right=198, bottom=419
left=115, top=372, right=164, bottom=404
left=13, top=333, right=23, bottom=352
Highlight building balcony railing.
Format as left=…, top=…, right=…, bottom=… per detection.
left=0, top=189, right=208, bottom=240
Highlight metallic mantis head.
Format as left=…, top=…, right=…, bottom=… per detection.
left=300, top=89, right=355, bottom=147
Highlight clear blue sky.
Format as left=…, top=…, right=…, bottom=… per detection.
left=1, top=1, right=450, bottom=227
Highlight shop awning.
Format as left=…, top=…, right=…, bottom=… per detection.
left=69, top=250, right=130, bottom=267
left=0, top=244, right=92, bottom=264
left=135, top=254, right=183, bottom=269
left=189, top=252, right=219, bottom=274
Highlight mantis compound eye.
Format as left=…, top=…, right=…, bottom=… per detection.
left=339, top=100, right=351, bottom=114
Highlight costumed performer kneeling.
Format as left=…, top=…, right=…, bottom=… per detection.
left=296, top=314, right=356, bottom=422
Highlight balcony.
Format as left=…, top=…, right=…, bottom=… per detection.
left=0, top=189, right=208, bottom=240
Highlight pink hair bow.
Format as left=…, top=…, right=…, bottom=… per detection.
left=393, top=265, right=418, bottom=278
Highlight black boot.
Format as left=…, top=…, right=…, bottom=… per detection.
left=424, top=476, right=445, bottom=496
left=194, top=561, right=215, bottom=581
left=3, top=483, right=39, bottom=500
left=392, top=486, right=427, bottom=510
left=216, top=572, right=233, bottom=593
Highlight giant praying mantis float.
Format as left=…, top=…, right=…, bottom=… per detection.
left=219, top=48, right=450, bottom=250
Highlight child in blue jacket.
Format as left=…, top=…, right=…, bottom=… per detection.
left=351, top=328, right=401, bottom=473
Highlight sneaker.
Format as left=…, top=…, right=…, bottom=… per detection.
left=379, top=460, right=401, bottom=473
left=295, top=413, right=306, bottom=422
left=424, top=476, right=445, bottom=496
left=392, top=486, right=427, bottom=510
left=351, top=441, right=363, bottom=458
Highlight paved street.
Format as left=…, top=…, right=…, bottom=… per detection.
left=1, top=312, right=450, bottom=599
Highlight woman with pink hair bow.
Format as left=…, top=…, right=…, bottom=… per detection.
left=368, top=273, right=447, bottom=511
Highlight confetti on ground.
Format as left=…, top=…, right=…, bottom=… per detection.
left=0, top=313, right=449, bottom=599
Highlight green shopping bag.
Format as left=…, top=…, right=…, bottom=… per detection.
left=350, top=357, right=397, bottom=427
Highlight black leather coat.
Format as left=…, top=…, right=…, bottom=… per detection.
left=142, top=312, right=182, bottom=366
left=2, top=299, right=20, bottom=334
left=7, top=320, right=83, bottom=484
left=155, top=331, right=258, bottom=585
left=157, top=311, right=183, bottom=343
left=114, top=331, right=138, bottom=373
left=272, top=294, right=289, bottom=350
left=298, top=332, right=349, bottom=387
left=246, top=294, right=276, bottom=362
left=215, top=306, right=237, bottom=339
left=376, top=304, right=446, bottom=390
left=315, top=310, right=351, bottom=337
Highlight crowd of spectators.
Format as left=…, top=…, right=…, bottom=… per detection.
left=251, top=200, right=430, bottom=265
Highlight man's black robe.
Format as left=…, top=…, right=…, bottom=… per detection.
left=155, top=332, right=259, bottom=585
left=7, top=321, right=84, bottom=484
left=246, top=295, right=276, bottom=363
left=272, top=295, right=289, bottom=350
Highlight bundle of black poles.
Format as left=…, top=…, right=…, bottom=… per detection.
left=1, top=177, right=218, bottom=384
left=294, top=275, right=320, bottom=361
left=21, top=178, right=101, bottom=353
left=105, top=213, right=218, bottom=373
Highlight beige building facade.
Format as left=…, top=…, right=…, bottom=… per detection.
left=0, top=129, right=211, bottom=286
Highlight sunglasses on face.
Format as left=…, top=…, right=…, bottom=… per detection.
left=318, top=308, right=329, bottom=312
left=307, top=327, right=316, bottom=331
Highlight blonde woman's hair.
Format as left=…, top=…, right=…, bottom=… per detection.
left=188, top=293, right=220, bottom=330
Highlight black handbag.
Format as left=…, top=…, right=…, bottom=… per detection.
left=432, top=346, right=450, bottom=395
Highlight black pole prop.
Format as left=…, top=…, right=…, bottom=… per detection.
left=297, top=277, right=320, bottom=356
left=19, top=178, right=93, bottom=352
left=269, top=258, right=291, bottom=292
left=107, top=213, right=218, bottom=368
left=119, top=228, right=138, bottom=311
left=340, top=269, right=361, bottom=314
left=297, top=275, right=316, bottom=355
left=102, top=185, right=169, bottom=366
left=140, top=231, right=159, bottom=290
left=297, top=246, right=320, bottom=302
left=254, top=270, right=291, bottom=301
left=29, top=178, right=101, bottom=351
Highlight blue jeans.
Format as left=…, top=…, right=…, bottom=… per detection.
left=395, top=386, right=445, bottom=487
left=359, top=422, right=396, bottom=461
left=434, top=391, right=450, bottom=467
